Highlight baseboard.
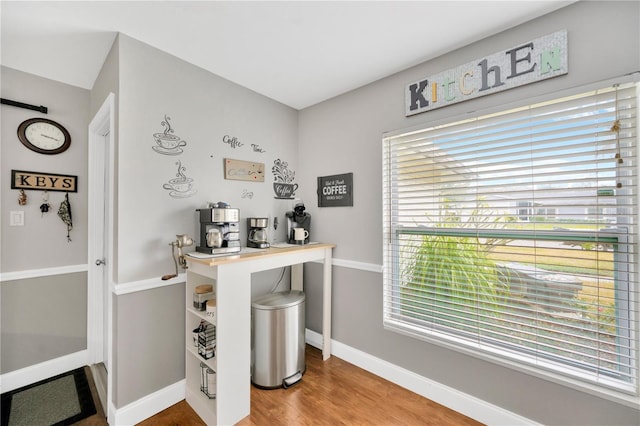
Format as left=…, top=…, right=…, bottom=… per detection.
left=305, top=329, right=539, bottom=426
left=111, top=379, right=185, bottom=425
left=0, top=350, right=88, bottom=393
left=46, top=329, right=538, bottom=425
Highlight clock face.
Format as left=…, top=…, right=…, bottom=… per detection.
left=18, top=118, right=71, bottom=155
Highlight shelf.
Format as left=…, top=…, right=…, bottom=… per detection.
left=186, top=386, right=217, bottom=425
left=187, top=345, right=217, bottom=371
left=187, top=306, right=216, bottom=325
left=185, top=242, right=334, bottom=425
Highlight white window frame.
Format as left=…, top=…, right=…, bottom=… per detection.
left=382, top=76, right=640, bottom=406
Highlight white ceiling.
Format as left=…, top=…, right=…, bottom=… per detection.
left=1, top=1, right=576, bottom=110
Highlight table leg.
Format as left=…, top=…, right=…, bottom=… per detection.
left=322, top=248, right=332, bottom=360
left=291, top=264, right=303, bottom=291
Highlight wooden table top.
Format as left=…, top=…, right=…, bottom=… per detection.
left=185, top=243, right=335, bottom=267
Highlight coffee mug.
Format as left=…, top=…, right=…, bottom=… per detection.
left=294, top=228, right=309, bottom=242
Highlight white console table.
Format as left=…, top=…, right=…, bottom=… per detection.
left=185, top=243, right=335, bottom=425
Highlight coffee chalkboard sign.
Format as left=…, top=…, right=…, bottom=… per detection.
left=317, top=172, right=353, bottom=207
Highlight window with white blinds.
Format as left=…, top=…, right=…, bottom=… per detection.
left=382, top=79, right=639, bottom=395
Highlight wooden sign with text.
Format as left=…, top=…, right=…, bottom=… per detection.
left=11, top=170, right=78, bottom=192
left=224, top=158, right=265, bottom=182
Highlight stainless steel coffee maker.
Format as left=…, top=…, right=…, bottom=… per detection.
left=247, top=217, right=270, bottom=249
left=286, top=202, right=311, bottom=244
left=196, top=202, right=241, bottom=255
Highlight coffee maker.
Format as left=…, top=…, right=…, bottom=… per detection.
left=196, top=202, right=241, bottom=255
left=247, top=217, right=270, bottom=249
left=286, top=202, right=311, bottom=244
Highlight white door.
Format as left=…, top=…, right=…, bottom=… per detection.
left=88, top=93, right=114, bottom=420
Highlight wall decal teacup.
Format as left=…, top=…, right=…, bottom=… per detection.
left=164, top=177, right=193, bottom=193
left=273, top=182, right=298, bottom=199
left=163, top=160, right=197, bottom=198
left=272, top=159, right=297, bottom=199
left=154, top=133, right=186, bottom=150
left=152, top=114, right=187, bottom=155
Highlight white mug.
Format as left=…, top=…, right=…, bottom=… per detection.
left=294, top=227, right=309, bottom=241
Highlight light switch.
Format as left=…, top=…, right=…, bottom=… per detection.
left=10, top=211, right=24, bottom=226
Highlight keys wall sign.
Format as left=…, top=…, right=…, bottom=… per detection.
left=11, top=169, right=78, bottom=192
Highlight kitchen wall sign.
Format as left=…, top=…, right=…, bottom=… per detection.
left=224, top=158, right=265, bottom=182
left=406, top=30, right=568, bottom=116
left=11, top=169, right=77, bottom=192
left=317, top=172, right=353, bottom=207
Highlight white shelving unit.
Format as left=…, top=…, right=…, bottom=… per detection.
left=185, top=270, right=219, bottom=425
left=185, top=243, right=335, bottom=425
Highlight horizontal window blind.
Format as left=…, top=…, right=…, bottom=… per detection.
left=383, top=80, right=639, bottom=395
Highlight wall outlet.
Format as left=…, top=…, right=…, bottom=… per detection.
left=10, top=211, right=24, bottom=226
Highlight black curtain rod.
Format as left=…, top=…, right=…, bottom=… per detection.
left=0, top=98, right=48, bottom=114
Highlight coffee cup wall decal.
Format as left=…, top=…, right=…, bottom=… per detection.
left=272, top=159, right=297, bottom=199
left=152, top=114, right=187, bottom=155
left=273, top=182, right=298, bottom=199
left=163, top=160, right=197, bottom=198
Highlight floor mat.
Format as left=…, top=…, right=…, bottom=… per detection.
left=1, top=367, right=96, bottom=426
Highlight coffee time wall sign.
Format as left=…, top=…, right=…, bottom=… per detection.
left=406, top=30, right=568, bottom=116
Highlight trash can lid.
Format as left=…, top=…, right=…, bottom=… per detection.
left=252, top=290, right=305, bottom=310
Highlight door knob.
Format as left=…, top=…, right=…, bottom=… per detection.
left=95, top=259, right=106, bottom=266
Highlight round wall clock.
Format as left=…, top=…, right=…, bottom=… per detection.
left=17, top=118, right=71, bottom=155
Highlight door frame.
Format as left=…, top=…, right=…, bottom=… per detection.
left=87, top=92, right=115, bottom=421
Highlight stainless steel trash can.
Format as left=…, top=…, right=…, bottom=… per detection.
left=251, top=290, right=306, bottom=389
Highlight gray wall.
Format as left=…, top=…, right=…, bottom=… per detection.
left=4, top=1, right=639, bottom=423
left=1, top=273, right=87, bottom=372
left=1, top=67, right=89, bottom=270
left=299, top=2, right=640, bottom=425
left=114, top=284, right=185, bottom=406
left=100, top=34, right=299, bottom=407
left=116, top=34, right=299, bottom=283
left=0, top=66, right=90, bottom=373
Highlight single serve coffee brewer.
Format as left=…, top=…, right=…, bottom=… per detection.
left=286, top=202, right=311, bottom=244
left=196, top=202, right=241, bottom=255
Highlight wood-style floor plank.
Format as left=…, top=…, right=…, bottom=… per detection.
left=138, top=346, right=482, bottom=425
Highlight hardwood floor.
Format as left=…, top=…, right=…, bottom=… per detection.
left=138, top=345, right=482, bottom=425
